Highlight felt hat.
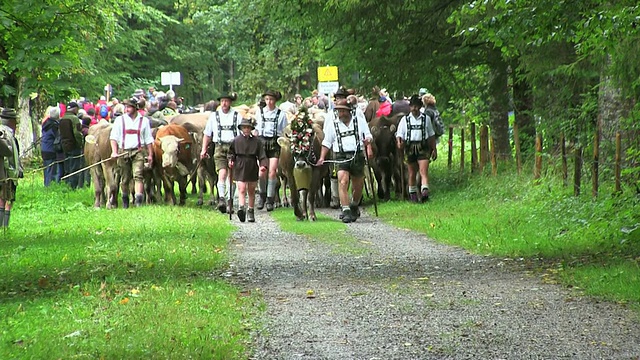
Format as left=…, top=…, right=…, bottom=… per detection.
left=409, top=94, right=422, bottom=107
left=133, top=88, right=145, bottom=97
left=122, top=98, right=137, bottom=108
left=66, top=101, right=79, bottom=110
left=419, top=88, right=428, bottom=96
left=334, top=99, right=351, bottom=111
left=334, top=87, right=349, bottom=99
left=0, top=108, right=18, bottom=120
left=237, top=118, right=255, bottom=130
left=262, top=90, right=282, bottom=101
left=217, top=92, right=238, bottom=102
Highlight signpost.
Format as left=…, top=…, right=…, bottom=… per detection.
left=317, top=66, right=339, bottom=95
left=161, top=71, right=182, bottom=91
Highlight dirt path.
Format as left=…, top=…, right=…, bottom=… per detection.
left=228, top=208, right=640, bottom=359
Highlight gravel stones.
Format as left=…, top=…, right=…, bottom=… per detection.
left=229, top=209, right=640, bottom=359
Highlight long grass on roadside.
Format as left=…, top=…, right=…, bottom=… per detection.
left=0, top=174, right=255, bottom=359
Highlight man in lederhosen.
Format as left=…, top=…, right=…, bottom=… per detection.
left=317, top=99, right=373, bottom=223
left=396, top=94, right=437, bottom=202
left=110, top=98, right=155, bottom=208
left=254, top=89, right=287, bottom=211
left=0, top=108, right=23, bottom=229
left=200, top=92, right=241, bottom=213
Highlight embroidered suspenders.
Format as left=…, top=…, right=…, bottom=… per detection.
left=121, top=115, right=144, bottom=150
left=216, top=111, right=238, bottom=144
left=333, top=115, right=360, bottom=154
left=406, top=113, right=427, bottom=144
left=259, top=108, right=282, bottom=138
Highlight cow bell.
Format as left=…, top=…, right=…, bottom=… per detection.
left=293, top=166, right=312, bottom=191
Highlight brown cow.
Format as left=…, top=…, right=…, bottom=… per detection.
left=84, top=120, right=120, bottom=208
left=369, top=114, right=403, bottom=201
left=170, top=112, right=217, bottom=206
left=277, top=123, right=328, bottom=221
left=153, top=124, right=194, bottom=205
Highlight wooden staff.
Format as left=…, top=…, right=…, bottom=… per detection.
left=365, top=155, right=378, bottom=217
left=60, top=153, right=126, bottom=181
left=228, top=164, right=234, bottom=220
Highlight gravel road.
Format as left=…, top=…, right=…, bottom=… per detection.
left=228, top=208, right=640, bottom=360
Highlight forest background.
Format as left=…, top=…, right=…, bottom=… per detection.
left=0, top=0, right=639, bottom=185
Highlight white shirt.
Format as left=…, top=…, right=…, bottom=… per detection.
left=322, top=114, right=373, bottom=153
left=396, top=112, right=435, bottom=142
left=110, top=114, right=154, bottom=150
left=204, top=109, right=240, bottom=144
left=255, top=107, right=287, bottom=138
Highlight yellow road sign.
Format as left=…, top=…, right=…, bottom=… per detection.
left=317, top=66, right=338, bottom=82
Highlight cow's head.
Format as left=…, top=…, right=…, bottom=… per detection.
left=278, top=136, right=312, bottom=170
left=159, top=135, right=183, bottom=169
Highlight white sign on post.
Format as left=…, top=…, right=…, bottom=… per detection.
left=161, top=72, right=182, bottom=91
left=318, top=81, right=339, bottom=95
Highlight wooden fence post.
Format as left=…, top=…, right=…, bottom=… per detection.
left=514, top=122, right=522, bottom=175
left=592, top=126, right=599, bottom=197
left=534, top=133, right=542, bottom=183
left=561, top=132, right=567, bottom=187
left=480, top=125, right=489, bottom=173
left=574, top=146, right=582, bottom=196
left=460, top=127, right=465, bottom=175
left=470, top=122, right=477, bottom=173
left=447, top=126, right=453, bottom=170
left=615, top=132, right=621, bottom=194
left=490, top=135, right=497, bottom=176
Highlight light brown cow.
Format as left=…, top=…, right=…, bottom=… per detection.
left=84, top=120, right=120, bottom=208
left=153, top=124, right=194, bottom=206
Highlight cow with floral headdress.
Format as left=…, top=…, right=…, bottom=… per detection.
left=277, top=107, right=328, bottom=221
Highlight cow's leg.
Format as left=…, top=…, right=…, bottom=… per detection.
left=196, top=166, right=206, bottom=206
left=308, top=169, right=323, bottom=221
left=178, top=175, right=188, bottom=206
left=90, top=166, right=104, bottom=208
left=162, top=175, right=177, bottom=205
left=280, top=174, right=289, bottom=208
left=289, top=179, right=304, bottom=221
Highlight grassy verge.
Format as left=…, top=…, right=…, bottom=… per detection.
left=372, top=142, right=640, bottom=308
left=270, top=207, right=368, bottom=255
left=0, top=175, right=255, bottom=359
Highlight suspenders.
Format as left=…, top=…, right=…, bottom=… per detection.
left=259, top=108, right=282, bottom=137
left=333, top=115, right=360, bottom=153
left=406, top=113, right=427, bottom=144
left=216, top=111, right=238, bottom=144
left=121, top=115, right=144, bottom=150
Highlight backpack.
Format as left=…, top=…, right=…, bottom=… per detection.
left=52, top=120, right=63, bottom=153
left=426, top=108, right=445, bottom=138
left=99, top=104, right=109, bottom=119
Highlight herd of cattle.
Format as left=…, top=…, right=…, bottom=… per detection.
left=83, top=101, right=408, bottom=220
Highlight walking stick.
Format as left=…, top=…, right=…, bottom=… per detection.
left=227, top=164, right=234, bottom=220
left=365, top=155, right=378, bottom=217
left=60, top=153, right=126, bottom=181
left=399, top=146, right=406, bottom=200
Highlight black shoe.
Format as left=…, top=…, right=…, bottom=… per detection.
left=256, top=193, right=266, bottom=210
left=266, top=197, right=275, bottom=212
left=237, top=207, right=246, bottom=222
left=421, top=188, right=430, bottom=202
left=349, top=204, right=360, bottom=221
left=341, top=208, right=354, bottom=223
left=247, top=208, right=255, bottom=223
left=217, top=198, right=227, bottom=214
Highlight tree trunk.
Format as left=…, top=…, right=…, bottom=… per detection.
left=512, top=69, right=535, bottom=156
left=488, top=55, right=511, bottom=160
left=16, top=78, right=36, bottom=161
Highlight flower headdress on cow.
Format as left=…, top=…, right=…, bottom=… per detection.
left=289, top=107, right=314, bottom=156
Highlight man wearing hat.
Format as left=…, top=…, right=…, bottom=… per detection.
left=0, top=108, right=22, bottom=228
left=201, top=92, right=241, bottom=213
left=317, top=99, right=373, bottom=223
left=324, top=86, right=367, bottom=209
left=228, top=118, right=268, bottom=223
left=59, top=101, right=85, bottom=189
left=110, top=98, right=155, bottom=208
left=254, top=89, right=287, bottom=211
left=396, top=94, right=437, bottom=202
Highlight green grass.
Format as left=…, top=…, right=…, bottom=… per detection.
left=269, top=207, right=368, bottom=255
left=372, top=138, right=640, bottom=307
left=0, top=175, right=256, bottom=359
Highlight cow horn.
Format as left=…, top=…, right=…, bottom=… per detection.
left=276, top=137, right=289, bottom=147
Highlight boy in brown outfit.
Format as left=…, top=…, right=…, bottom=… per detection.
left=228, top=119, right=268, bottom=222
